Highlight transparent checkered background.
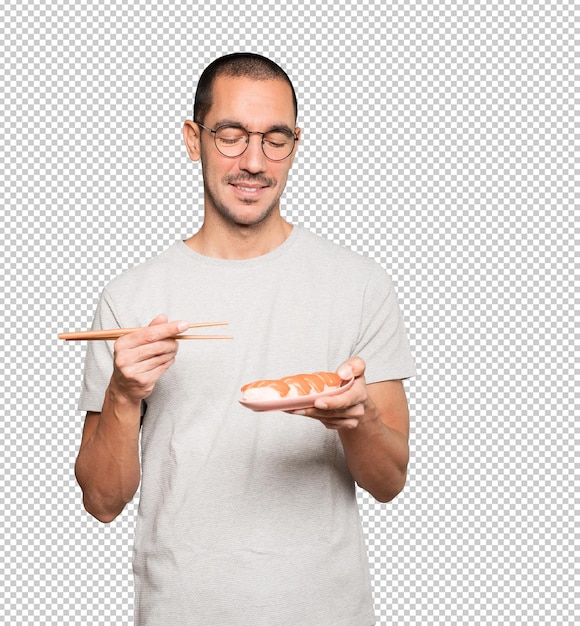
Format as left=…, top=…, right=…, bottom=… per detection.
left=1, top=0, right=576, bottom=624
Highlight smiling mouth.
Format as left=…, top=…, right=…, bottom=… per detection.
left=226, top=174, right=275, bottom=189
left=231, top=184, right=266, bottom=192
left=229, top=182, right=271, bottom=200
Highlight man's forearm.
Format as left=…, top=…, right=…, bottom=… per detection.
left=338, top=400, right=409, bottom=503
left=75, top=386, right=142, bottom=523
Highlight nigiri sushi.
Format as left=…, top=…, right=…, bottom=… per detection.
left=241, top=371, right=343, bottom=402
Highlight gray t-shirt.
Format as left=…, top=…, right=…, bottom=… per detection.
left=79, top=225, right=416, bottom=626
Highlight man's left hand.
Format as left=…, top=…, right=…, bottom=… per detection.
left=287, top=356, right=371, bottom=430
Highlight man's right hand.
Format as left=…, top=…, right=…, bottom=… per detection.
left=75, top=314, right=189, bottom=522
left=110, top=314, right=189, bottom=404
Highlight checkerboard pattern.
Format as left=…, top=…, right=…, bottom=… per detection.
left=1, top=1, right=576, bottom=624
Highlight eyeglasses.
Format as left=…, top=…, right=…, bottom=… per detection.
left=195, top=122, right=298, bottom=161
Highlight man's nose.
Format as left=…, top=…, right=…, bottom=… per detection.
left=238, top=133, right=267, bottom=172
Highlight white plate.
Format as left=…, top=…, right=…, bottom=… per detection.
left=239, top=377, right=355, bottom=412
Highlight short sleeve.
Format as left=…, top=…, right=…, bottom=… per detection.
left=77, top=288, right=120, bottom=413
left=353, top=266, right=416, bottom=384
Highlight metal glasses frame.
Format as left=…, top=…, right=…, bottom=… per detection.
left=195, top=121, right=298, bottom=162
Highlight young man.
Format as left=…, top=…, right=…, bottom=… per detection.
left=75, top=53, right=415, bottom=626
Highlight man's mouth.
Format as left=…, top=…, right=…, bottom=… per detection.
left=227, top=178, right=274, bottom=199
left=225, top=175, right=275, bottom=190
left=231, top=183, right=266, bottom=192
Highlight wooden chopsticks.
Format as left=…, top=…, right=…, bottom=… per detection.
left=58, top=322, right=232, bottom=341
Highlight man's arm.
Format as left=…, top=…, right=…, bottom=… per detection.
left=289, top=357, right=410, bottom=503
left=75, top=315, right=189, bottom=522
left=337, top=377, right=409, bottom=502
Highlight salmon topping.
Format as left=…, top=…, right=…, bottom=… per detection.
left=241, top=371, right=343, bottom=399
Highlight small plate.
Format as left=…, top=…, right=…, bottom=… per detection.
left=239, top=377, right=355, bottom=412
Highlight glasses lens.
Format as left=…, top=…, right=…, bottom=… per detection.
left=214, top=126, right=295, bottom=160
left=214, top=126, right=248, bottom=157
left=262, top=130, right=295, bottom=161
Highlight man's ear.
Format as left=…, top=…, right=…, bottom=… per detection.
left=287, top=127, right=301, bottom=167
left=183, top=120, right=201, bottom=162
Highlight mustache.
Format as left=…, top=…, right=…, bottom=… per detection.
left=224, top=174, right=276, bottom=187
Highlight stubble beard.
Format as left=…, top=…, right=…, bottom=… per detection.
left=203, top=173, right=283, bottom=228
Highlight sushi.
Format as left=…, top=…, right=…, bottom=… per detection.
left=241, top=371, right=343, bottom=402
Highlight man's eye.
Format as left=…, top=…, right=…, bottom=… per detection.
left=216, top=127, right=246, bottom=142
left=264, top=133, right=292, bottom=148
left=219, top=136, right=245, bottom=145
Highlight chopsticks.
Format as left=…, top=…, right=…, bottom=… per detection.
left=58, top=322, right=232, bottom=341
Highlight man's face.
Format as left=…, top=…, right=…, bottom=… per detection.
left=195, top=76, right=300, bottom=228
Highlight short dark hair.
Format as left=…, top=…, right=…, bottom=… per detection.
left=194, top=53, right=298, bottom=124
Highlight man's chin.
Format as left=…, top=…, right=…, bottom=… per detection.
left=235, top=214, right=273, bottom=228
left=220, top=202, right=280, bottom=228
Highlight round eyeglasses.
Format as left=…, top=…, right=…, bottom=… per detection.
left=195, top=122, right=298, bottom=161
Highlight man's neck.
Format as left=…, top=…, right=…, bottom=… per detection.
left=184, top=217, right=293, bottom=260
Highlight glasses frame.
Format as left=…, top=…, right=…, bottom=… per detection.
left=195, top=121, right=299, bottom=162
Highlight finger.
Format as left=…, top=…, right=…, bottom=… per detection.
left=118, top=358, right=175, bottom=388
left=149, top=314, right=169, bottom=326
left=114, top=354, right=177, bottom=399
left=129, top=349, right=178, bottom=374
left=142, top=320, right=190, bottom=343
left=284, top=407, right=360, bottom=428
left=119, top=319, right=190, bottom=348
left=311, top=404, right=365, bottom=420
left=115, top=340, right=177, bottom=373
left=313, top=385, right=366, bottom=412
left=288, top=401, right=364, bottom=420
left=318, top=417, right=360, bottom=430
left=336, top=355, right=366, bottom=380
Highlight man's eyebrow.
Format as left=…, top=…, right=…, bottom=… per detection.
left=212, top=119, right=245, bottom=128
left=266, top=124, right=295, bottom=134
left=213, top=119, right=294, bottom=133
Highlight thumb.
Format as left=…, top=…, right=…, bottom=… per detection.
left=149, top=314, right=168, bottom=326
left=337, top=356, right=366, bottom=380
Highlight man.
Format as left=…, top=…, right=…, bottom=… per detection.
left=75, top=53, right=415, bottom=625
